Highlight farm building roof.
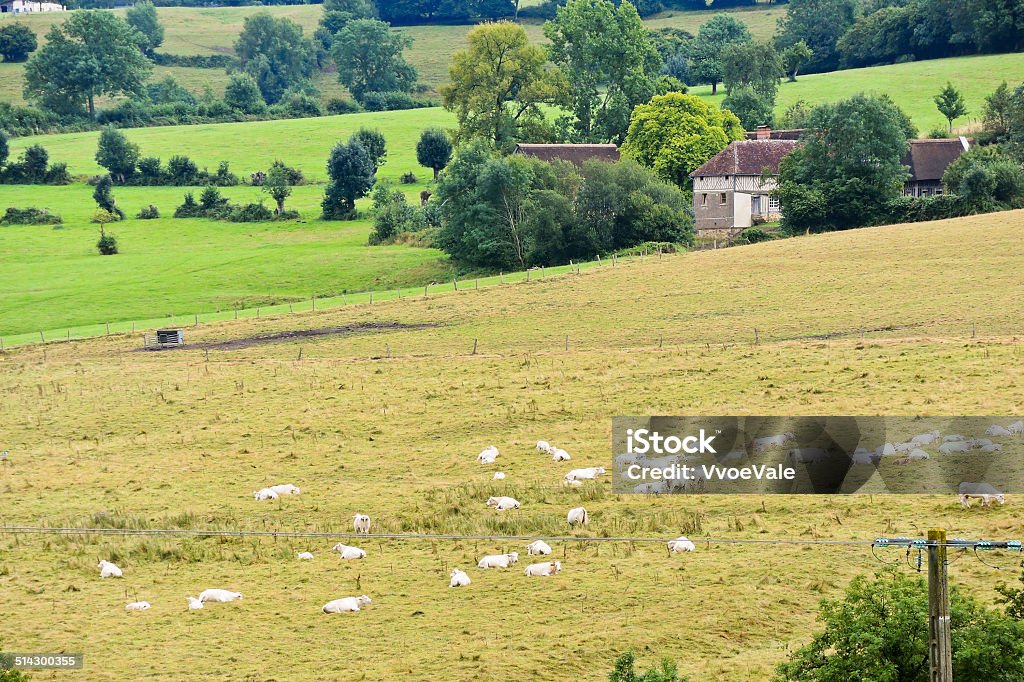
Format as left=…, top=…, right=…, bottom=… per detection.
left=901, top=138, right=971, bottom=182
left=689, top=140, right=799, bottom=179
left=513, top=144, right=620, bottom=166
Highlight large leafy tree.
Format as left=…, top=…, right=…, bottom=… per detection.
left=125, top=1, right=164, bottom=56
left=777, top=571, right=1024, bottom=681
left=942, top=146, right=1024, bottom=212
left=331, top=19, right=417, bottom=102
left=775, top=0, right=857, bottom=73
left=721, top=40, right=783, bottom=100
left=934, top=81, right=968, bottom=134
left=440, top=21, right=567, bottom=150
left=322, top=139, right=376, bottom=220
left=95, top=126, right=139, bottom=184
left=23, top=11, right=151, bottom=117
left=416, top=128, right=453, bottom=180
left=543, top=0, right=661, bottom=144
left=687, top=14, right=751, bottom=95
left=0, top=23, right=38, bottom=63
left=317, top=0, right=374, bottom=48
left=235, top=13, right=317, bottom=105
left=777, top=94, right=915, bottom=233
left=621, top=92, right=744, bottom=187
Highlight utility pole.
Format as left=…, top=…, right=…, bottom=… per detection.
left=928, top=528, right=953, bottom=682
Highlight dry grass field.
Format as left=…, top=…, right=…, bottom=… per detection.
left=2, top=211, right=1023, bottom=679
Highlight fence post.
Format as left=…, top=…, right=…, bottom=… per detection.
left=234, top=308, right=238, bottom=320
left=597, top=254, right=601, bottom=267
left=527, top=270, right=531, bottom=282
left=424, top=284, right=429, bottom=298
left=754, top=328, right=759, bottom=345
left=369, top=291, right=373, bottom=304
left=131, top=322, right=135, bottom=333
left=928, top=528, right=953, bottom=682
left=195, top=314, right=198, bottom=327
left=500, top=272, right=504, bottom=284
left=564, top=334, right=568, bottom=351
left=106, top=322, right=110, bottom=336
left=453, top=277, right=458, bottom=291
left=472, top=338, right=478, bottom=355
left=39, top=330, right=44, bottom=342
left=475, top=278, right=478, bottom=290
left=312, top=295, right=316, bottom=312
left=541, top=266, right=545, bottom=279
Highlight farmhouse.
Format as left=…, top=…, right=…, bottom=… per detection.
left=901, top=137, right=971, bottom=197
left=689, top=137, right=798, bottom=237
left=513, top=144, right=620, bottom=167
left=0, top=0, right=64, bottom=11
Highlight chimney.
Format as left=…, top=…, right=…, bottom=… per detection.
left=755, top=125, right=771, bottom=140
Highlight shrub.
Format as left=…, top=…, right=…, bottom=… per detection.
left=210, top=161, right=240, bottom=187
left=136, top=204, right=160, bottom=219
left=95, top=125, right=139, bottom=183
left=166, top=155, right=199, bottom=185
left=928, top=127, right=951, bottom=139
left=227, top=202, right=274, bottom=222
left=91, top=208, right=120, bottom=224
left=0, top=206, right=62, bottom=225
left=268, top=160, right=304, bottom=186
left=738, top=227, right=775, bottom=244
left=609, top=651, right=687, bottom=682
left=44, top=162, right=72, bottom=185
left=96, top=226, right=118, bottom=255
left=325, top=98, right=362, bottom=115
left=359, top=91, right=423, bottom=112
left=173, top=192, right=203, bottom=218
left=92, top=175, right=124, bottom=219
left=136, top=156, right=164, bottom=183
left=400, top=171, right=417, bottom=184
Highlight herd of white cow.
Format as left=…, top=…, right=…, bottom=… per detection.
left=96, top=426, right=1015, bottom=615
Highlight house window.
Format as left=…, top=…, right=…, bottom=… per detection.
left=719, top=193, right=727, bottom=205
left=934, top=188, right=943, bottom=196
left=701, top=193, right=707, bottom=206
left=921, top=188, right=931, bottom=197
left=768, top=195, right=780, bottom=211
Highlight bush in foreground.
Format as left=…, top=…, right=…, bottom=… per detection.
left=1, top=207, right=62, bottom=225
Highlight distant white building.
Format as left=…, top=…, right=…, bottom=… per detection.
left=0, top=0, right=65, bottom=13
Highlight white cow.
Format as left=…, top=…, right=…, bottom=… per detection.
left=125, top=601, right=151, bottom=611
left=943, top=434, right=967, bottom=442
left=98, top=560, right=123, bottom=578
left=536, top=441, right=554, bottom=454
left=493, top=472, right=506, bottom=480
left=562, top=479, right=583, bottom=488
left=986, top=424, right=1012, bottom=437
left=751, top=433, right=795, bottom=452
left=526, top=540, right=552, bottom=556
left=911, top=430, right=940, bottom=445
left=634, top=481, right=669, bottom=494
left=331, top=543, right=367, bottom=560
left=199, top=589, right=242, bottom=603
left=353, top=514, right=371, bottom=534
left=939, top=441, right=971, bottom=454
left=667, top=536, right=696, bottom=553
left=851, top=448, right=879, bottom=465
left=268, top=484, right=301, bottom=496
left=958, top=482, right=1006, bottom=508
left=564, top=467, right=606, bottom=481
left=894, top=449, right=931, bottom=465
left=567, top=507, right=589, bottom=527
left=787, top=448, right=828, bottom=464
left=875, top=443, right=897, bottom=457
left=450, top=569, right=471, bottom=587
left=322, top=595, right=371, bottom=613
left=486, top=496, right=520, bottom=511
left=477, top=446, right=499, bottom=464
left=551, top=448, right=571, bottom=462
left=1008, top=420, right=1024, bottom=434
left=186, top=597, right=204, bottom=610
left=525, top=561, right=561, bottom=577
left=477, top=552, right=519, bottom=569
left=253, top=488, right=279, bottom=501
left=297, top=552, right=314, bottom=560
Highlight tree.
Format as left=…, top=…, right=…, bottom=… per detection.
left=0, top=130, right=8, bottom=169
left=609, top=651, right=687, bottom=682
left=722, top=87, right=774, bottom=130
left=332, top=19, right=417, bottom=102
left=317, top=0, right=374, bottom=48
left=416, top=128, right=453, bottom=180
left=775, top=0, right=856, bottom=73
left=781, top=40, right=812, bottom=82
left=95, top=126, right=139, bottom=184
left=543, top=0, right=661, bottom=143
left=223, top=73, right=267, bottom=114
left=621, top=92, right=744, bottom=187
left=0, top=23, right=38, bottom=63
left=23, top=11, right=151, bottom=116
left=777, top=94, right=914, bottom=233
left=125, top=1, right=164, bottom=56
left=836, top=7, right=913, bottom=69
left=235, top=13, right=317, bottom=105
left=942, top=146, right=1024, bottom=212
left=935, top=81, right=968, bottom=134
left=322, top=139, right=376, bottom=219
left=776, top=571, right=1024, bottom=681
left=262, top=164, right=292, bottom=214
left=687, top=14, right=751, bottom=95
left=350, top=128, right=387, bottom=171
left=96, top=225, right=119, bottom=255
left=997, top=561, right=1024, bottom=619
left=441, top=21, right=567, bottom=150
left=93, top=175, right=124, bottom=219
left=721, top=40, right=782, bottom=99
left=984, top=81, right=1014, bottom=138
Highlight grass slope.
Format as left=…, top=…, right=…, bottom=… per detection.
left=0, top=211, right=1022, bottom=680
left=695, top=51, right=1024, bottom=132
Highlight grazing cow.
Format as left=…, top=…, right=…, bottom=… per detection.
left=525, top=561, right=561, bottom=577
left=125, top=601, right=151, bottom=611
left=331, top=543, right=367, bottom=560
left=939, top=441, right=971, bottom=454
left=486, top=496, right=520, bottom=511
left=986, top=425, right=1012, bottom=437
left=751, top=433, right=795, bottom=452
left=449, top=569, right=471, bottom=588
left=911, top=430, right=940, bottom=445
left=198, top=589, right=242, bottom=603
left=297, top=552, right=314, bottom=560
left=353, top=514, right=371, bottom=534
left=567, top=507, right=589, bottom=527
left=98, top=560, right=123, bottom=578
left=477, top=446, right=499, bottom=464
left=526, top=540, right=552, bottom=556
left=186, top=597, right=204, bottom=610
left=253, top=488, right=279, bottom=501
left=564, top=467, right=606, bottom=481
left=268, top=484, right=301, bottom=496
left=667, top=536, right=696, bottom=553
left=958, top=482, right=1006, bottom=508
left=551, top=448, right=571, bottom=462
left=322, top=595, right=371, bottom=613
left=1008, top=420, right=1024, bottom=434
left=477, top=552, right=518, bottom=569
left=634, top=481, right=669, bottom=494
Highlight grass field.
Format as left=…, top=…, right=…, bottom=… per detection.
left=1, top=211, right=1023, bottom=680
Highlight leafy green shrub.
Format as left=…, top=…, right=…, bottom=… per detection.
left=173, top=192, right=203, bottom=218
left=885, top=194, right=970, bottom=223
left=96, top=227, right=118, bottom=255
left=92, top=175, right=125, bottom=219
left=738, top=227, right=775, bottom=244
left=928, top=127, right=950, bottom=139
left=400, top=171, right=417, bottom=184
left=137, top=156, right=164, bottom=183
left=325, top=98, right=362, bottom=115
left=91, top=208, right=120, bottom=224
left=210, top=161, right=240, bottom=187
left=359, top=91, right=431, bottom=112
left=226, top=202, right=274, bottom=222
left=166, top=155, right=199, bottom=185
left=609, top=651, right=687, bottom=682
left=136, top=204, right=160, bottom=219
left=268, top=160, right=304, bottom=186
left=1, top=207, right=62, bottom=225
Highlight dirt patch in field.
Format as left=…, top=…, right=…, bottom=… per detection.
left=141, top=321, right=441, bottom=352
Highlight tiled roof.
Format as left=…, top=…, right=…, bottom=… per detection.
left=513, top=144, right=620, bottom=166
left=901, top=138, right=970, bottom=182
left=690, top=140, right=799, bottom=178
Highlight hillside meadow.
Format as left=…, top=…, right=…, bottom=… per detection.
left=1, top=211, right=1023, bottom=680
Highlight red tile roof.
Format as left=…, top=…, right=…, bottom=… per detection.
left=513, top=144, right=620, bottom=166
left=690, top=140, right=799, bottom=178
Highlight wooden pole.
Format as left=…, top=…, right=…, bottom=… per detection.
left=928, top=528, right=953, bottom=682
